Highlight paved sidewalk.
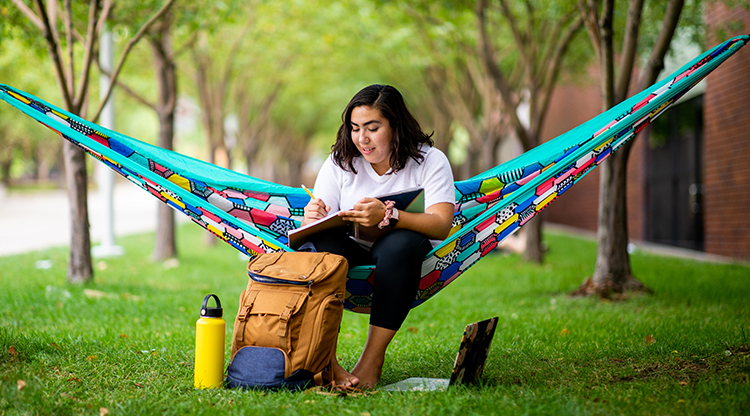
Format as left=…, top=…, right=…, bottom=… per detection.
left=0, top=182, right=159, bottom=257
left=546, top=223, right=745, bottom=265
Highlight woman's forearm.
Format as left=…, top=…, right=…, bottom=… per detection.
left=394, top=202, right=454, bottom=240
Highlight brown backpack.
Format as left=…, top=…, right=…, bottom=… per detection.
left=226, top=252, right=347, bottom=390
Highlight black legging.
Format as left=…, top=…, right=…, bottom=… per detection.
left=306, top=228, right=433, bottom=331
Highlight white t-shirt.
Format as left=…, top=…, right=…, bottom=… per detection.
left=312, top=145, right=456, bottom=215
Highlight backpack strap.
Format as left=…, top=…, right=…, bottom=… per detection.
left=235, top=290, right=259, bottom=344
left=314, top=367, right=333, bottom=386
left=277, top=293, right=302, bottom=349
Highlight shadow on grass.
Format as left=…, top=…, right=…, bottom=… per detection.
left=0, top=326, right=66, bottom=365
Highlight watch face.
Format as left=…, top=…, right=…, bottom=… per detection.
left=391, top=208, right=399, bottom=220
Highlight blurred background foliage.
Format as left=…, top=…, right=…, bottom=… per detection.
left=0, top=0, right=711, bottom=186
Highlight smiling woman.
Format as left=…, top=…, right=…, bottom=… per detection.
left=350, top=106, right=392, bottom=175
left=298, top=84, right=456, bottom=388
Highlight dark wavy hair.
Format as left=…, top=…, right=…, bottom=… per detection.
left=331, top=84, right=434, bottom=173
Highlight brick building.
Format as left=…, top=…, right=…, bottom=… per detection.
left=541, top=3, right=750, bottom=260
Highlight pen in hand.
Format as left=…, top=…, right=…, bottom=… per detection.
left=301, top=184, right=359, bottom=238
left=301, top=184, right=315, bottom=199
left=302, top=184, right=328, bottom=221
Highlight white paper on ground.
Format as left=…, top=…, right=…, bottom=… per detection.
left=380, top=377, right=450, bottom=392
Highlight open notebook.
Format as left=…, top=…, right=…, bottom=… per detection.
left=381, top=316, right=499, bottom=391
left=287, top=187, right=424, bottom=249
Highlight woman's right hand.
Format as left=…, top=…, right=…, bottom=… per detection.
left=302, top=198, right=330, bottom=226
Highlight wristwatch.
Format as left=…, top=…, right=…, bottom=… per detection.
left=388, top=207, right=399, bottom=228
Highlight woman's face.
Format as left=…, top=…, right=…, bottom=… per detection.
left=350, top=105, right=393, bottom=175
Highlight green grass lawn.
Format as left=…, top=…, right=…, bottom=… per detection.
left=1, top=225, right=748, bottom=415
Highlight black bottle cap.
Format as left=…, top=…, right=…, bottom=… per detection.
left=200, top=294, right=223, bottom=318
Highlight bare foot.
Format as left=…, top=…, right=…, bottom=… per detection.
left=332, top=358, right=359, bottom=388
left=351, top=358, right=383, bottom=389
left=349, top=325, right=394, bottom=389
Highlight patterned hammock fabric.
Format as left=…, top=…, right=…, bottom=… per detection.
left=1, top=36, right=747, bottom=313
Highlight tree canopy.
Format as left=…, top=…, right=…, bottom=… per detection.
left=0, top=0, right=726, bottom=271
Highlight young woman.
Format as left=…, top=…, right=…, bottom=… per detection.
left=301, top=84, right=455, bottom=388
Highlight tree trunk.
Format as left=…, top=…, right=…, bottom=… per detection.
left=479, top=134, right=496, bottom=174
left=28, top=147, right=40, bottom=180
left=522, top=215, right=543, bottom=263
left=152, top=79, right=178, bottom=260
left=288, top=159, right=302, bottom=188
left=0, top=158, right=11, bottom=187
left=583, top=146, right=647, bottom=295
left=576, top=0, right=683, bottom=297
left=244, top=147, right=255, bottom=177
left=585, top=0, right=647, bottom=295
left=63, top=141, right=93, bottom=283
left=242, top=132, right=260, bottom=177
left=37, top=145, right=52, bottom=181
left=150, top=22, right=178, bottom=261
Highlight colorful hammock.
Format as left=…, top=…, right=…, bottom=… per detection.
left=1, top=36, right=747, bottom=313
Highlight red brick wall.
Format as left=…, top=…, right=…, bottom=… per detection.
left=703, top=4, right=750, bottom=260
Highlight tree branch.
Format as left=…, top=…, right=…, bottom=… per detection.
left=121, top=82, right=159, bottom=112
left=11, top=0, right=44, bottom=30
left=476, top=0, right=532, bottom=151
left=45, top=1, right=69, bottom=93
left=64, top=0, right=75, bottom=95
left=48, top=0, right=85, bottom=46
left=445, top=64, right=484, bottom=144
left=465, top=55, right=489, bottom=101
left=406, top=5, right=445, bottom=62
left=95, top=59, right=157, bottom=111
left=91, top=0, right=176, bottom=122
left=31, top=0, right=73, bottom=110
left=620, top=0, right=684, bottom=169
left=219, top=19, right=254, bottom=102
left=73, top=0, right=102, bottom=109
left=535, top=15, right=583, bottom=133
left=600, top=0, right=615, bottom=110
left=616, top=0, right=645, bottom=101
left=95, top=0, right=114, bottom=35
left=638, top=0, right=685, bottom=89
left=191, top=44, right=214, bottom=147
left=171, top=29, right=200, bottom=59
left=497, top=0, right=531, bottom=72
left=46, top=0, right=68, bottom=90
left=578, top=0, right=602, bottom=63
left=539, top=16, right=567, bottom=68
left=237, top=83, right=281, bottom=140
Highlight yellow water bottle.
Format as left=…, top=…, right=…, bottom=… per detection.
left=194, top=294, right=225, bottom=389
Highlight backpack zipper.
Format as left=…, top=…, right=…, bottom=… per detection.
left=248, top=272, right=314, bottom=296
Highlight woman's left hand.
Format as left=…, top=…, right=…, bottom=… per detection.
left=338, top=197, right=385, bottom=228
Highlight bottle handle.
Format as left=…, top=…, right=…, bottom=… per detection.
left=200, top=294, right=223, bottom=318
